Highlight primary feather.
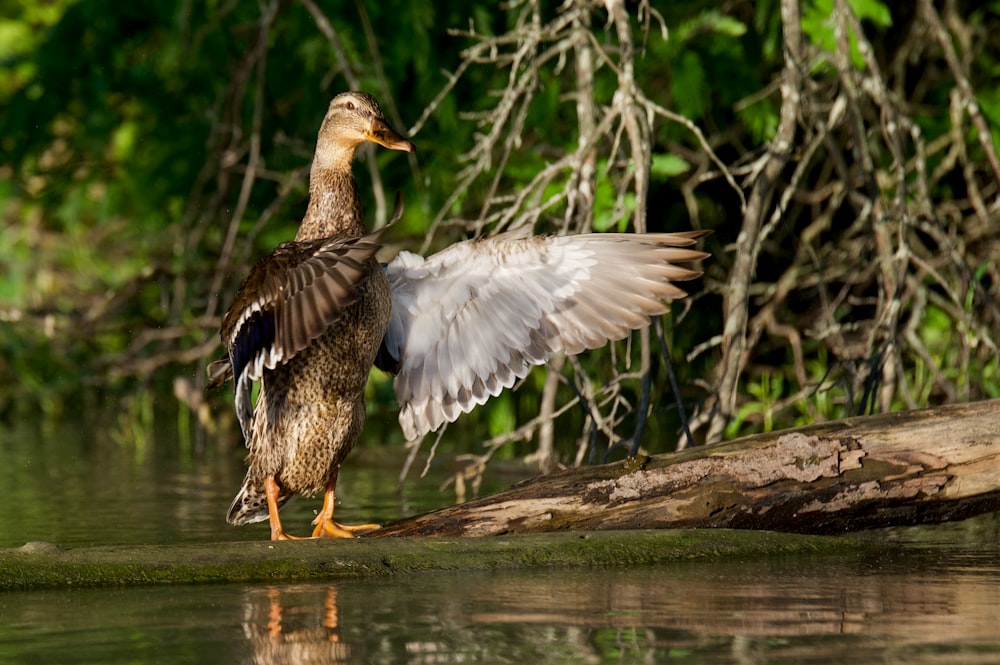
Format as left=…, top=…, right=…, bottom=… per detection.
left=376, top=230, right=709, bottom=440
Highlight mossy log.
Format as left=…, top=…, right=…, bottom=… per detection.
left=0, top=530, right=863, bottom=591
left=372, top=399, right=1000, bottom=537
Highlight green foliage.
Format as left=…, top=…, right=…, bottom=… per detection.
left=721, top=294, right=1000, bottom=441
left=486, top=392, right=517, bottom=438
left=802, top=0, right=892, bottom=69
left=726, top=373, right=785, bottom=437
left=903, top=303, right=1000, bottom=405
left=2, top=0, right=997, bottom=465
left=592, top=159, right=636, bottom=232
left=646, top=5, right=766, bottom=148
left=0, top=0, right=473, bottom=414
left=651, top=154, right=691, bottom=180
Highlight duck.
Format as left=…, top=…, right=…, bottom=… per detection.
left=219, top=92, right=413, bottom=540
left=214, top=91, right=709, bottom=541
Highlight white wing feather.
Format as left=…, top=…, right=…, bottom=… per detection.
left=383, top=231, right=708, bottom=440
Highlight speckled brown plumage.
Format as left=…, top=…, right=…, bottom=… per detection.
left=227, top=260, right=390, bottom=522
left=222, top=92, right=414, bottom=538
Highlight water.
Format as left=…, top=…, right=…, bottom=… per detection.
left=2, top=414, right=1000, bottom=664
left=0, top=413, right=507, bottom=547
left=2, top=548, right=999, bottom=664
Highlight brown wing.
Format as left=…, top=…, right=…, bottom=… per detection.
left=218, top=193, right=404, bottom=440
left=221, top=229, right=386, bottom=440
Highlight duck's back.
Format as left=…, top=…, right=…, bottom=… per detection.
left=253, top=260, right=389, bottom=489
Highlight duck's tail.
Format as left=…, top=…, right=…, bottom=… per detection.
left=226, top=476, right=292, bottom=526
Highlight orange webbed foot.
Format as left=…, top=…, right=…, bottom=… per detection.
left=311, top=519, right=381, bottom=539
left=307, top=470, right=380, bottom=538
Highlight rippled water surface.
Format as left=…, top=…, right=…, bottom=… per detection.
left=0, top=414, right=496, bottom=546
left=2, top=415, right=999, bottom=664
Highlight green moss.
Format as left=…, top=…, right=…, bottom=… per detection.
left=0, top=530, right=873, bottom=591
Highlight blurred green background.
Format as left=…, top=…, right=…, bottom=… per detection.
left=2, top=0, right=998, bottom=464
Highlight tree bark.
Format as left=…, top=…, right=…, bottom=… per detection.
left=372, top=399, right=1000, bottom=537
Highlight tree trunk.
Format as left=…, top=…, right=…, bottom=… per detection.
left=372, top=399, right=1000, bottom=537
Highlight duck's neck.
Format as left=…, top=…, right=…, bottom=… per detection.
left=297, top=154, right=365, bottom=241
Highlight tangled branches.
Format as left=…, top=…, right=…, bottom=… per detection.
left=409, top=0, right=1000, bottom=481
left=698, top=0, right=1000, bottom=442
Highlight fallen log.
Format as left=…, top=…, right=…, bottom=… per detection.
left=372, top=399, right=1000, bottom=537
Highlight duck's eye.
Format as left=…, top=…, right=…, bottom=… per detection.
left=345, top=101, right=355, bottom=111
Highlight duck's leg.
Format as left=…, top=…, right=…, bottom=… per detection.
left=265, top=476, right=303, bottom=541
left=311, top=468, right=381, bottom=538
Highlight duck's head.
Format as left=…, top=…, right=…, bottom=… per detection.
left=314, top=91, right=415, bottom=168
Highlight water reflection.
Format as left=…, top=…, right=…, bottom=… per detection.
left=222, top=547, right=1000, bottom=665
left=242, top=586, right=351, bottom=664
left=2, top=536, right=999, bottom=664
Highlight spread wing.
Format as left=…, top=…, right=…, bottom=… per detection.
left=377, top=230, right=709, bottom=440
left=221, top=230, right=386, bottom=440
